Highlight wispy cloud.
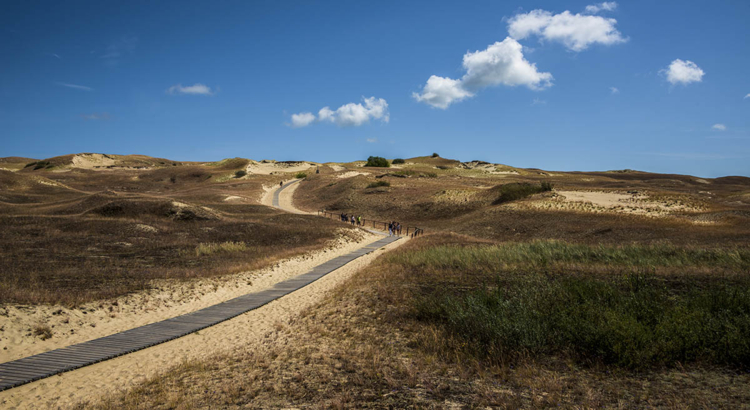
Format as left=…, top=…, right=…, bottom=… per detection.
left=366, top=137, right=378, bottom=143
left=166, top=83, right=216, bottom=96
left=48, top=53, right=61, bottom=60
left=80, top=112, right=111, bottom=120
left=745, top=93, right=750, bottom=99
left=101, top=36, right=137, bottom=66
left=532, top=98, right=547, bottom=105
left=712, top=123, right=727, bottom=131
left=610, top=86, right=619, bottom=94
left=56, top=82, right=93, bottom=91
left=584, top=2, right=618, bottom=14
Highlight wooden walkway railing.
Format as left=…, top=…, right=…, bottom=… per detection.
left=317, top=210, right=424, bottom=238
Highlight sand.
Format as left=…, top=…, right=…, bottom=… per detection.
left=71, top=154, right=116, bottom=169
left=245, top=160, right=317, bottom=175
left=0, top=177, right=405, bottom=409
left=0, top=230, right=375, bottom=364
left=328, top=164, right=346, bottom=172
left=0, top=235, right=405, bottom=410
left=522, top=190, right=702, bottom=217
left=336, top=171, right=368, bottom=179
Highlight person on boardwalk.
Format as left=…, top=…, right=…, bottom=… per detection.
left=351, top=215, right=356, bottom=225
left=357, top=215, right=361, bottom=226
left=396, top=222, right=401, bottom=235
left=388, top=221, right=393, bottom=236
left=279, top=181, right=283, bottom=188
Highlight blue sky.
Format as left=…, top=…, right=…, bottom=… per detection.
left=1, top=1, right=749, bottom=177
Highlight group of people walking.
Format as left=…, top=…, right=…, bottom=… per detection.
left=340, top=213, right=363, bottom=226
left=338, top=212, right=402, bottom=236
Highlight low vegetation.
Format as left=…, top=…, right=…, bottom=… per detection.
left=366, top=180, right=390, bottom=188
left=294, top=172, right=307, bottom=179
left=382, top=236, right=750, bottom=369
left=392, top=158, right=405, bottom=164
left=364, top=156, right=390, bottom=167
left=194, top=241, right=249, bottom=257
left=492, top=181, right=553, bottom=205
left=234, top=170, right=247, bottom=178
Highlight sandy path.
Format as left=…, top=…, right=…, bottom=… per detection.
left=0, top=179, right=407, bottom=409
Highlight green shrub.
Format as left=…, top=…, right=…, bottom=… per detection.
left=294, top=172, right=307, bottom=179
left=365, top=156, right=390, bottom=167
left=492, top=182, right=549, bottom=205
left=431, top=153, right=439, bottom=158
left=392, top=158, right=405, bottom=164
left=367, top=180, right=390, bottom=188
left=234, top=170, right=247, bottom=178
left=436, top=165, right=451, bottom=170
left=540, top=181, right=554, bottom=191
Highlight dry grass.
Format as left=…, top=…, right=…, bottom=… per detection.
left=0, top=163, right=352, bottom=306
left=81, top=233, right=750, bottom=409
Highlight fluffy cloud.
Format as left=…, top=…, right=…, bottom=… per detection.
left=610, top=86, right=619, bottom=94
left=290, top=97, right=389, bottom=128
left=412, top=75, right=473, bottom=109
left=413, top=37, right=552, bottom=109
left=366, top=138, right=378, bottom=143
left=584, top=2, right=618, bottom=14
left=712, top=123, right=727, bottom=131
left=661, top=59, right=705, bottom=85
left=166, top=83, right=215, bottom=95
left=507, top=7, right=626, bottom=51
left=744, top=93, right=750, bottom=99
left=290, top=112, right=316, bottom=128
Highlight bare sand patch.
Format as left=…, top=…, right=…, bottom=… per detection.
left=223, top=195, right=245, bottom=202
left=245, top=160, right=316, bottom=175
left=328, top=164, right=345, bottom=172
left=336, top=171, right=368, bottom=179
left=524, top=190, right=701, bottom=217
left=71, top=154, right=116, bottom=169
left=0, top=234, right=404, bottom=410
left=278, top=180, right=314, bottom=215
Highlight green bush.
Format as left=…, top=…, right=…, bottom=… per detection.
left=540, top=181, right=554, bottom=191
left=294, top=172, right=307, bottom=179
left=392, top=158, right=405, bottom=164
left=366, top=180, right=390, bottom=188
left=493, top=182, right=549, bottom=205
left=431, top=153, right=439, bottom=158
left=234, top=170, right=247, bottom=178
left=365, top=156, right=390, bottom=168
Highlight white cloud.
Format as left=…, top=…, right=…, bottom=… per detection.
left=610, top=86, right=619, bottom=94
left=413, top=37, right=552, bottom=109
left=661, top=59, right=704, bottom=85
left=412, top=76, right=473, bottom=109
left=712, top=123, right=726, bottom=131
left=744, top=93, right=750, bottom=99
left=80, top=112, right=110, bottom=120
left=366, top=138, right=378, bottom=143
left=101, top=36, right=137, bottom=66
left=290, top=97, right=389, bottom=128
left=507, top=8, right=626, bottom=51
left=290, top=112, right=316, bottom=128
left=532, top=98, right=547, bottom=105
left=56, top=82, right=93, bottom=91
left=584, top=2, right=618, bottom=14
left=166, top=83, right=216, bottom=95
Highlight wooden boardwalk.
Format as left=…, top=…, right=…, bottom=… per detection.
left=0, top=179, right=399, bottom=391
